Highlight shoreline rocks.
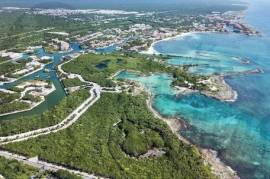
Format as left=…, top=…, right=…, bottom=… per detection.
left=201, top=76, right=238, bottom=102
left=115, top=71, right=240, bottom=179
left=146, top=92, right=240, bottom=179
left=174, top=75, right=238, bottom=102
left=201, top=149, right=240, bottom=179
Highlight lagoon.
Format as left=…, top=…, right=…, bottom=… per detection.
left=117, top=2, right=270, bottom=178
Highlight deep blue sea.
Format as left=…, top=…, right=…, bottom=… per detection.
left=118, top=1, right=270, bottom=178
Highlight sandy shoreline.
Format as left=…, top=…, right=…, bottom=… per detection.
left=142, top=32, right=198, bottom=55
left=142, top=32, right=239, bottom=102
left=118, top=32, right=240, bottom=178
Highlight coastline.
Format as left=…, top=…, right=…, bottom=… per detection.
left=173, top=76, right=238, bottom=102
left=146, top=93, right=239, bottom=179
left=142, top=32, right=198, bottom=55
left=123, top=76, right=239, bottom=178
left=143, top=32, right=239, bottom=103
left=132, top=44, right=240, bottom=178
left=201, top=76, right=238, bottom=102
left=146, top=94, right=190, bottom=144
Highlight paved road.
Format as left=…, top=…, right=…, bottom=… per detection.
left=0, top=150, right=102, bottom=179
left=0, top=55, right=105, bottom=178
left=0, top=55, right=102, bottom=145
left=0, top=85, right=101, bottom=145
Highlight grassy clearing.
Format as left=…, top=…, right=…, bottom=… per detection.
left=62, top=53, right=208, bottom=90
left=62, top=53, right=169, bottom=87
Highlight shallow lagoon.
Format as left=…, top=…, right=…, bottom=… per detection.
left=118, top=73, right=270, bottom=179
left=1, top=1, right=270, bottom=178
left=118, top=31, right=270, bottom=178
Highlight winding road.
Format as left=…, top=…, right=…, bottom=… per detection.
left=0, top=53, right=124, bottom=178
left=0, top=55, right=105, bottom=178
left=0, top=84, right=101, bottom=145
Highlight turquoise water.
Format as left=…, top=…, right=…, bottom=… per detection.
left=156, top=32, right=269, bottom=75
left=0, top=43, right=82, bottom=120
left=118, top=2, right=270, bottom=178
left=118, top=72, right=270, bottom=179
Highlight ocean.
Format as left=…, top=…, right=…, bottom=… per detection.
left=117, top=1, right=270, bottom=178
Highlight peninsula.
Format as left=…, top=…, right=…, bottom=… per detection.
left=0, top=1, right=265, bottom=178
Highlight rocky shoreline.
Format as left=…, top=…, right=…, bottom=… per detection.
left=145, top=91, right=239, bottom=179
left=201, top=76, right=238, bottom=102
left=174, top=75, right=238, bottom=102
left=201, top=149, right=240, bottom=179
left=115, top=70, right=240, bottom=178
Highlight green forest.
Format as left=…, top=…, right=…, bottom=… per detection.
left=0, top=91, right=30, bottom=114
left=0, top=89, right=89, bottom=136
left=0, top=156, right=39, bottom=179
left=62, top=52, right=208, bottom=90
left=2, top=93, right=213, bottom=179
left=0, top=61, right=26, bottom=77
left=0, top=156, right=82, bottom=179
left=62, top=78, right=85, bottom=88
